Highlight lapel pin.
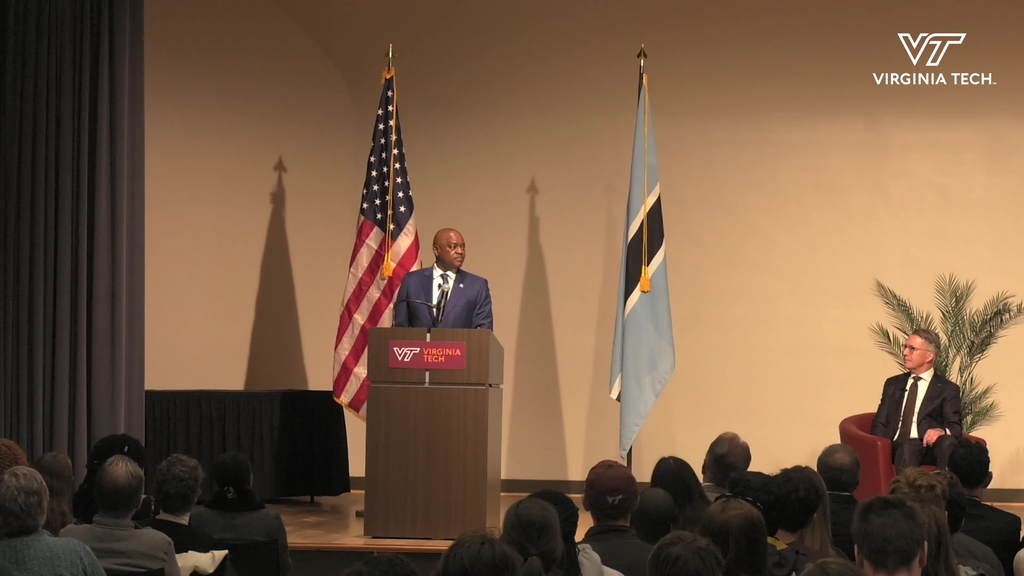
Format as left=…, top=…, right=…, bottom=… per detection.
left=459, top=283, right=463, bottom=288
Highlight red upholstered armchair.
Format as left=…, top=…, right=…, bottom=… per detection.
left=838, top=412, right=986, bottom=501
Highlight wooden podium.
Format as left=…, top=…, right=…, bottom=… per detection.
left=364, top=327, right=503, bottom=539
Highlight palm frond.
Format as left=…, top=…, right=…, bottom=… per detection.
left=959, top=373, right=1003, bottom=434
left=869, top=322, right=907, bottom=368
left=934, top=273, right=973, bottom=376
left=964, top=294, right=1024, bottom=368
left=873, top=279, right=936, bottom=335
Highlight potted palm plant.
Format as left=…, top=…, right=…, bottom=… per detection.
left=869, top=274, right=1024, bottom=433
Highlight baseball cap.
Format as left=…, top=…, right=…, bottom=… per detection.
left=583, top=460, right=639, bottom=516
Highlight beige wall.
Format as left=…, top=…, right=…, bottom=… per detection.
left=146, top=0, right=1024, bottom=486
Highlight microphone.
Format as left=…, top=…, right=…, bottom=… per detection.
left=394, top=298, right=439, bottom=310
left=437, top=283, right=451, bottom=323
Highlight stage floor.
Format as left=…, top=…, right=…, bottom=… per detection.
left=270, top=492, right=1024, bottom=553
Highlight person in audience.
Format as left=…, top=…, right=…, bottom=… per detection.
left=948, top=439, right=1022, bottom=576
left=61, top=455, right=181, bottom=575
left=580, top=460, right=653, bottom=576
left=149, top=454, right=231, bottom=575
left=0, top=466, right=105, bottom=576
left=32, top=451, right=75, bottom=535
left=528, top=489, right=623, bottom=576
left=852, top=496, right=927, bottom=576
left=501, top=497, right=564, bottom=576
left=701, top=433, right=752, bottom=502
left=343, top=553, right=420, bottom=576
left=933, top=470, right=1002, bottom=576
left=631, top=488, right=678, bottom=546
left=651, top=456, right=710, bottom=531
left=433, top=531, right=522, bottom=576
left=647, top=531, right=724, bottom=576
left=698, top=496, right=768, bottom=576
left=728, top=472, right=781, bottom=538
left=0, top=438, right=28, bottom=475
left=773, top=466, right=828, bottom=563
left=72, top=433, right=155, bottom=525
left=888, top=469, right=959, bottom=576
left=797, top=466, right=844, bottom=559
left=189, top=451, right=291, bottom=576
left=817, top=444, right=860, bottom=560
left=803, top=558, right=866, bottom=576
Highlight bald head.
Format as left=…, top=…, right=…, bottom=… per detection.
left=95, top=455, right=145, bottom=519
left=432, top=228, right=466, bottom=273
left=817, top=444, right=860, bottom=494
left=702, top=432, right=751, bottom=487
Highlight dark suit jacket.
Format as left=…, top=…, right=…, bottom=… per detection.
left=828, top=492, right=857, bottom=561
left=393, top=267, right=493, bottom=330
left=959, top=498, right=1022, bottom=576
left=870, top=372, right=962, bottom=440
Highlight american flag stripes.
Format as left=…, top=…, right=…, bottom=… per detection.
left=333, top=69, right=421, bottom=417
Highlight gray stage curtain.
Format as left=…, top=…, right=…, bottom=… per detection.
left=1, top=0, right=145, bottom=479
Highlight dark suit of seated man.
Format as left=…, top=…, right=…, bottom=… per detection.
left=393, top=228, right=493, bottom=330
left=870, top=328, right=962, bottom=471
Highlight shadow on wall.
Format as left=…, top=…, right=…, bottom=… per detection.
left=581, top=183, right=627, bottom=473
left=244, top=157, right=309, bottom=391
left=505, top=178, right=569, bottom=480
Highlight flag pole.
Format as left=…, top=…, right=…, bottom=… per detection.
left=381, top=44, right=396, bottom=279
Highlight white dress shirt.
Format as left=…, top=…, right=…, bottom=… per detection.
left=431, top=264, right=455, bottom=309
left=893, top=367, right=935, bottom=440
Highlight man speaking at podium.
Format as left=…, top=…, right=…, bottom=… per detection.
left=393, top=228, right=493, bottom=330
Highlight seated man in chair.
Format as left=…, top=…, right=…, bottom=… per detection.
left=870, top=328, right=962, bottom=472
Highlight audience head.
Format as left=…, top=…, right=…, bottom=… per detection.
left=631, top=487, right=679, bottom=545
left=73, top=433, right=147, bottom=523
left=153, top=453, right=204, bottom=516
left=344, top=553, right=420, bottom=576
left=947, top=439, right=991, bottom=492
left=212, top=452, right=254, bottom=491
left=931, top=471, right=967, bottom=535
left=727, top=471, right=780, bottom=537
left=500, top=497, right=564, bottom=576
left=889, top=468, right=946, bottom=511
left=528, top=489, right=583, bottom=576
left=0, top=439, right=28, bottom=475
left=583, top=460, right=639, bottom=525
left=32, top=452, right=75, bottom=534
left=774, top=466, right=823, bottom=535
left=852, top=496, right=927, bottom=576
left=94, top=454, right=145, bottom=520
left=434, top=531, right=523, bottom=576
left=0, top=466, right=48, bottom=538
left=817, top=444, right=861, bottom=494
left=648, top=530, right=725, bottom=576
left=702, top=433, right=751, bottom=488
left=793, top=466, right=835, bottom=553
left=803, top=558, right=867, bottom=576
left=651, top=455, right=710, bottom=530
left=698, top=496, right=768, bottom=576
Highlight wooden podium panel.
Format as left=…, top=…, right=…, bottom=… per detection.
left=364, top=327, right=503, bottom=540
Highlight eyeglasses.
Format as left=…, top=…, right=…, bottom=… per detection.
left=718, top=493, right=763, bottom=513
left=902, top=344, right=931, bottom=354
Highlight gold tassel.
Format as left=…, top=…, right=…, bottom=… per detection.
left=639, top=266, right=651, bottom=293
left=381, top=257, right=393, bottom=279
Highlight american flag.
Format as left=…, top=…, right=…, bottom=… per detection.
left=333, top=69, right=420, bottom=417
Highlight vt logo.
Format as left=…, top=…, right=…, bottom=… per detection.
left=898, top=33, right=966, bottom=66
left=393, top=347, right=420, bottom=362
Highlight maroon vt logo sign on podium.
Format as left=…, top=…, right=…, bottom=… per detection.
left=388, top=340, right=467, bottom=370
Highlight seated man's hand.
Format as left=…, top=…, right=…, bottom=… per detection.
left=923, top=428, right=945, bottom=447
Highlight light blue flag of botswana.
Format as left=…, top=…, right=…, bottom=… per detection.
left=609, top=75, right=675, bottom=459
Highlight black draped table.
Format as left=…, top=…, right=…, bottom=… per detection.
left=145, top=390, right=351, bottom=500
